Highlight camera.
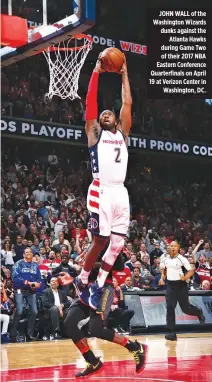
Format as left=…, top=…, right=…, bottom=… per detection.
left=31, top=283, right=36, bottom=288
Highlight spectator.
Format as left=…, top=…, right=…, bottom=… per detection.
left=7, top=216, right=19, bottom=244
left=112, top=265, right=132, bottom=286
left=16, top=216, right=27, bottom=238
left=25, top=224, right=38, bottom=242
left=107, top=278, right=134, bottom=334
left=201, top=242, right=212, bottom=259
left=33, top=184, right=47, bottom=203
left=195, top=253, right=212, bottom=290
left=52, top=231, right=71, bottom=254
left=32, top=238, right=40, bottom=255
left=1, top=281, right=11, bottom=343
left=52, top=253, right=77, bottom=292
left=72, top=219, right=88, bottom=240
left=33, top=254, right=50, bottom=296
left=54, top=214, right=68, bottom=239
left=10, top=247, right=41, bottom=341
left=151, top=257, right=161, bottom=277
left=132, top=267, right=143, bottom=289
left=42, top=277, right=70, bottom=339
left=43, top=251, right=61, bottom=273
left=125, top=254, right=137, bottom=272
left=1, top=241, right=15, bottom=272
left=14, top=235, right=25, bottom=262
left=149, top=242, right=163, bottom=266
left=140, top=256, right=154, bottom=288
left=122, top=241, right=134, bottom=260
left=48, top=150, right=58, bottom=166
left=139, top=243, right=150, bottom=264
left=121, top=277, right=139, bottom=292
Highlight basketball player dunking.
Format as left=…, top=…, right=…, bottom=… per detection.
left=75, top=54, right=132, bottom=311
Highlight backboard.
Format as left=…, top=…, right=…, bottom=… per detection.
left=0, top=0, right=95, bottom=67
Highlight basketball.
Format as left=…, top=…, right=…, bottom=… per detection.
left=100, top=47, right=125, bottom=73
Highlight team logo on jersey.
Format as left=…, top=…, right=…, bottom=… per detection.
left=89, top=218, right=99, bottom=230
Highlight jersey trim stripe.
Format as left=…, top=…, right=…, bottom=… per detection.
left=90, top=190, right=99, bottom=198
left=89, top=200, right=99, bottom=209
left=93, top=179, right=100, bottom=187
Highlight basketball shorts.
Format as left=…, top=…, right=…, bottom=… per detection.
left=87, top=179, right=129, bottom=237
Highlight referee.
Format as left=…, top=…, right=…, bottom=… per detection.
left=159, top=241, right=205, bottom=341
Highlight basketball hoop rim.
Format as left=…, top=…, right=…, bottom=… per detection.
left=42, top=33, right=93, bottom=52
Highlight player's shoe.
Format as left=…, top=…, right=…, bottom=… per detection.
left=88, top=281, right=103, bottom=312
left=74, top=277, right=89, bottom=306
left=165, top=332, right=177, bottom=341
left=127, top=340, right=148, bottom=373
left=75, top=358, right=103, bottom=377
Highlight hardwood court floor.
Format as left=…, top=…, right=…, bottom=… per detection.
left=1, top=333, right=212, bottom=382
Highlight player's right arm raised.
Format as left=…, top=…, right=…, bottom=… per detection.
left=85, top=59, right=104, bottom=147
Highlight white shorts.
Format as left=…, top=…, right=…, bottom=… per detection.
left=87, top=179, right=129, bottom=237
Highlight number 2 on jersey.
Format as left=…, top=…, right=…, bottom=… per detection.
left=114, top=147, right=121, bottom=163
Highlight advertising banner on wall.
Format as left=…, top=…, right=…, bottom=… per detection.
left=124, top=293, right=212, bottom=328
left=1, top=117, right=212, bottom=158
left=140, top=295, right=212, bottom=326
left=87, top=34, right=147, bottom=56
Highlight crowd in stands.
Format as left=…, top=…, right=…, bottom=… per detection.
left=2, top=56, right=212, bottom=142
left=1, top=141, right=212, bottom=344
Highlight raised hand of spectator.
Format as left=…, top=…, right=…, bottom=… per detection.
left=158, top=278, right=165, bottom=286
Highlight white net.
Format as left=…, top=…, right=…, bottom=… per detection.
left=43, top=34, right=93, bottom=100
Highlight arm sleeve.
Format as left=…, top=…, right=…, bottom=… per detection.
left=85, top=71, right=99, bottom=120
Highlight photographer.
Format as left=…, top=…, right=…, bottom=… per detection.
left=10, top=247, right=41, bottom=342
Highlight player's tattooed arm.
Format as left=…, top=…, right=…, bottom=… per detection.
left=93, top=124, right=100, bottom=139
left=86, top=121, right=101, bottom=147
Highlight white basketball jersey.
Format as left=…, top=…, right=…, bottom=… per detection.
left=89, top=129, right=128, bottom=185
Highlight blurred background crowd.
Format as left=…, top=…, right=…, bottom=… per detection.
left=2, top=58, right=212, bottom=142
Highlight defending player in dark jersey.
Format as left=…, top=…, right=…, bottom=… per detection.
left=64, top=254, right=148, bottom=377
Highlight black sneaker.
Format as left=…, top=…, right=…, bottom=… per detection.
left=54, top=332, right=62, bottom=340
left=165, top=332, right=177, bottom=341
left=198, top=308, right=205, bottom=324
left=117, top=326, right=129, bottom=335
left=75, top=358, right=103, bottom=378
left=26, top=335, right=37, bottom=342
left=130, top=340, right=148, bottom=373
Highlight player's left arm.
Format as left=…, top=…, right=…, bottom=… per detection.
left=118, top=57, right=132, bottom=137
